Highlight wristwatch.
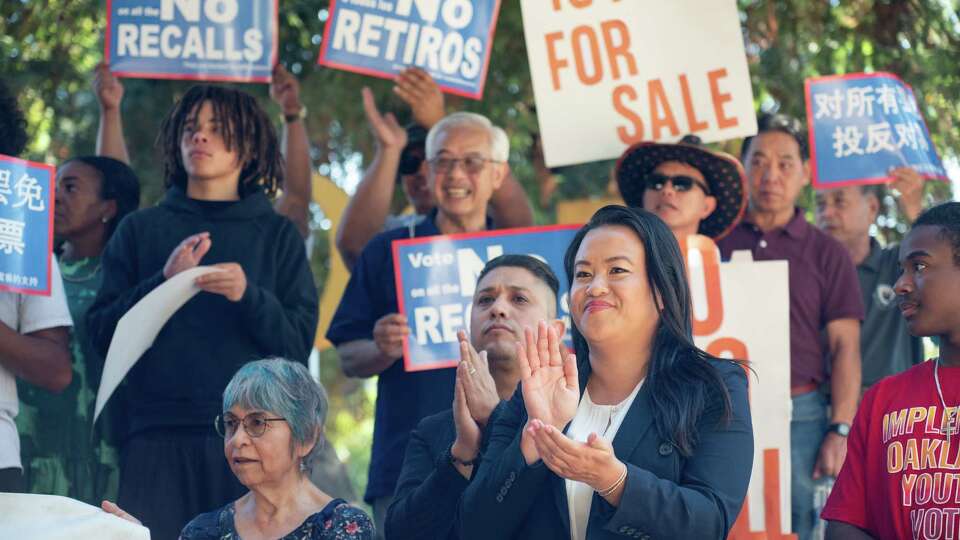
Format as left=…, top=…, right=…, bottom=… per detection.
left=284, top=105, right=307, bottom=123
left=827, top=423, right=851, bottom=437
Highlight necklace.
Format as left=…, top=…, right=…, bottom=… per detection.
left=60, top=259, right=102, bottom=283
left=934, top=358, right=958, bottom=437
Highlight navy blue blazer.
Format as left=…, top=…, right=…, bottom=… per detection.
left=385, top=403, right=507, bottom=540
left=460, top=358, right=753, bottom=540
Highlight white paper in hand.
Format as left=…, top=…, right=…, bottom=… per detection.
left=94, top=266, right=221, bottom=423
left=0, top=494, right=150, bottom=540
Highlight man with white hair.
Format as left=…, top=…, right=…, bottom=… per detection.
left=327, top=112, right=508, bottom=537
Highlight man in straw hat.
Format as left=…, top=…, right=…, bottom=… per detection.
left=615, top=134, right=748, bottom=243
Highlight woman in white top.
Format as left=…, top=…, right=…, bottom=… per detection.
left=461, top=205, right=754, bottom=540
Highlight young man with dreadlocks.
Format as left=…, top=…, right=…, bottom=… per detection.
left=87, top=85, right=318, bottom=539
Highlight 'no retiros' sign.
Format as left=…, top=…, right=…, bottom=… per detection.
left=318, top=0, right=501, bottom=99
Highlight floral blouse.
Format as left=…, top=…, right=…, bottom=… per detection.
left=179, top=498, right=375, bottom=540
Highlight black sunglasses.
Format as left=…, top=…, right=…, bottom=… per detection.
left=644, top=173, right=711, bottom=195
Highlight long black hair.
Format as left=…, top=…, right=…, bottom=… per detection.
left=563, top=205, right=734, bottom=456
left=156, top=85, right=283, bottom=198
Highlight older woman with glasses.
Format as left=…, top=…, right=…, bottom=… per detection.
left=104, top=358, right=373, bottom=539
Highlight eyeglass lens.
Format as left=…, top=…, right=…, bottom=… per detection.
left=430, top=156, right=490, bottom=175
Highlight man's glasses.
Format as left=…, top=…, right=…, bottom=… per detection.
left=429, top=155, right=499, bottom=175
left=215, top=412, right=287, bottom=438
left=644, top=173, right=711, bottom=195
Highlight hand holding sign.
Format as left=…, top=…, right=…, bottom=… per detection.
left=93, top=62, right=124, bottom=111
left=394, top=67, right=445, bottom=129
left=270, top=64, right=303, bottom=117
left=195, top=262, right=247, bottom=302
left=374, top=313, right=410, bottom=361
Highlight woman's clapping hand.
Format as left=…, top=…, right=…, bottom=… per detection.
left=518, top=321, right=578, bottom=464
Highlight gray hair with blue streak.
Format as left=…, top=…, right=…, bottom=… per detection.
left=222, top=358, right=328, bottom=472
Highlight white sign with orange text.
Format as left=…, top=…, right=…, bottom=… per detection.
left=685, top=236, right=793, bottom=539
left=520, top=0, right=757, bottom=167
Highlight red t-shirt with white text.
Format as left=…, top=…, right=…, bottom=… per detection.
left=823, top=361, right=960, bottom=540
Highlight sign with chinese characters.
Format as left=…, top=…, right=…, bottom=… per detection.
left=317, top=0, right=502, bottom=99
left=0, top=155, right=54, bottom=296
left=106, top=0, right=278, bottom=83
left=392, top=225, right=578, bottom=371
left=805, top=72, right=948, bottom=188
left=520, top=0, right=757, bottom=167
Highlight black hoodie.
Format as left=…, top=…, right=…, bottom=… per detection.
left=87, top=187, right=318, bottom=436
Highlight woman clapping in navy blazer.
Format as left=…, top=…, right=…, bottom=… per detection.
left=460, top=205, right=754, bottom=540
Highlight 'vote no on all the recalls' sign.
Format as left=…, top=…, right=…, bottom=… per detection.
left=106, top=0, right=278, bottom=83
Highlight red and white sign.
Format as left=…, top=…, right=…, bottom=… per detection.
left=684, top=236, right=794, bottom=539
left=521, top=0, right=757, bottom=167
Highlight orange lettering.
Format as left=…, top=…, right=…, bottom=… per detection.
left=545, top=32, right=568, bottom=91
left=708, top=68, right=738, bottom=129
left=571, top=26, right=603, bottom=85
left=647, top=79, right=679, bottom=139
left=729, top=449, right=798, bottom=539
left=679, top=74, right=709, bottom=133
left=613, top=85, right=644, bottom=144
left=600, top=20, right=637, bottom=80
left=683, top=235, right=724, bottom=336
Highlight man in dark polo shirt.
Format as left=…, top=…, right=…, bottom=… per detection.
left=717, top=113, right=864, bottom=540
left=815, top=168, right=926, bottom=390
left=327, top=111, right=509, bottom=539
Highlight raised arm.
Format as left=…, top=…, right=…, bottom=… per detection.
left=489, top=166, right=534, bottom=229
left=93, top=62, right=130, bottom=164
left=271, top=64, right=312, bottom=239
left=889, top=166, right=924, bottom=224
left=335, top=89, right=408, bottom=270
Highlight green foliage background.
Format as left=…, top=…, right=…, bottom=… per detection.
left=3, top=0, right=958, bottom=498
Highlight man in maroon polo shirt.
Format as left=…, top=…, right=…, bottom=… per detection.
left=717, top=113, right=865, bottom=540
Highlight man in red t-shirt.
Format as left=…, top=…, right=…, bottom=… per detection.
left=823, top=202, right=960, bottom=540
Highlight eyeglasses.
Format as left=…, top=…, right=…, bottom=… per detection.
left=399, top=145, right=425, bottom=176
left=644, top=173, right=711, bottom=195
left=428, top=155, right=500, bottom=175
left=215, top=412, right=287, bottom=438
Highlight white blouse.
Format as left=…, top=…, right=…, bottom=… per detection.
left=564, top=380, right=644, bottom=540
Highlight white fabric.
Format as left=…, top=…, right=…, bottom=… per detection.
left=0, top=493, right=150, bottom=539
left=565, top=379, right=644, bottom=540
left=0, top=261, right=73, bottom=470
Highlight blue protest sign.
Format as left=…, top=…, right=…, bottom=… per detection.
left=317, top=0, right=502, bottom=99
left=106, top=0, right=277, bottom=83
left=0, top=156, right=54, bottom=296
left=804, top=72, right=948, bottom=187
left=392, top=225, right=578, bottom=372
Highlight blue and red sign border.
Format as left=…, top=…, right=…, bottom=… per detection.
left=0, top=155, right=55, bottom=297
left=392, top=223, right=580, bottom=372
left=804, top=71, right=950, bottom=189
left=104, top=0, right=279, bottom=83
left=316, top=0, right=502, bottom=100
